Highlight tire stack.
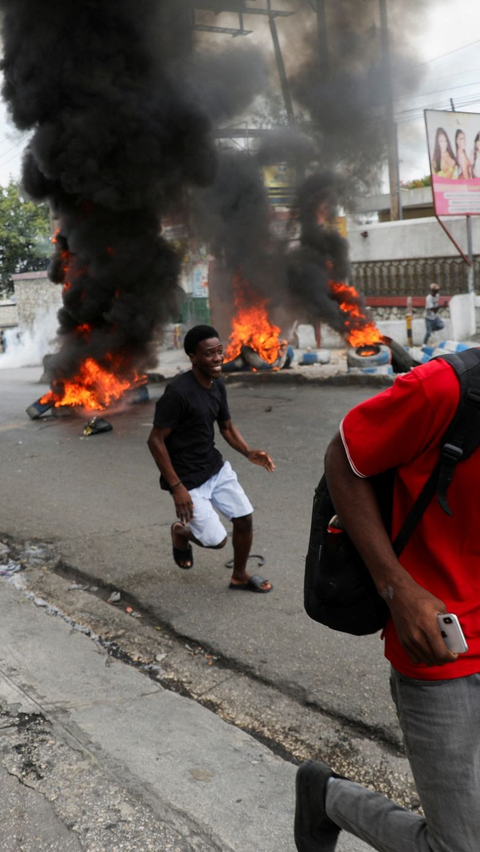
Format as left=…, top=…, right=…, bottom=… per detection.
left=347, top=344, right=392, bottom=373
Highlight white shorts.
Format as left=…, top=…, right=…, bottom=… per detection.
left=187, top=461, right=253, bottom=547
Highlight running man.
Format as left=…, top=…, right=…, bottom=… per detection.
left=147, top=325, right=274, bottom=593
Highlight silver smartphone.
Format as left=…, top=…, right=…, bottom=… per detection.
left=437, top=613, right=468, bottom=654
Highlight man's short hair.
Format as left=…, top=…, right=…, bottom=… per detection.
left=430, top=282, right=440, bottom=291
left=184, top=325, right=220, bottom=356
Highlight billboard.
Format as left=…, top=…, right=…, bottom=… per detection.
left=262, top=163, right=296, bottom=207
left=425, top=109, right=480, bottom=215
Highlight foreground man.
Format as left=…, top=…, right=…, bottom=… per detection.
left=148, top=325, right=274, bottom=593
left=295, top=356, right=480, bottom=852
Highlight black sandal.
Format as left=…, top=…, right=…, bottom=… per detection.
left=171, top=523, right=194, bottom=570
left=228, top=574, right=272, bottom=593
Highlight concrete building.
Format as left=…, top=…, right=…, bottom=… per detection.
left=0, top=300, right=18, bottom=331
left=11, top=271, right=62, bottom=330
left=348, top=186, right=479, bottom=299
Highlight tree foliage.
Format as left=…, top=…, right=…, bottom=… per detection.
left=0, top=180, right=51, bottom=297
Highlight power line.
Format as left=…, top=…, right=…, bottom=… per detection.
left=397, top=91, right=480, bottom=114
left=395, top=94, right=480, bottom=125
left=392, top=44, right=480, bottom=85
left=0, top=141, right=24, bottom=163
left=0, top=148, right=23, bottom=170
left=0, top=133, right=26, bottom=149
left=395, top=79, right=480, bottom=105
left=419, top=66, right=480, bottom=86
left=418, top=37, right=480, bottom=68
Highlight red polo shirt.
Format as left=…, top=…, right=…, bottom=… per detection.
left=341, top=356, right=480, bottom=680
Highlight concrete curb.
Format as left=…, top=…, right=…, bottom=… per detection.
left=0, top=574, right=372, bottom=852
left=147, top=370, right=395, bottom=388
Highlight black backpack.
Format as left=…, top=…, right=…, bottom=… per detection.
left=304, top=348, right=480, bottom=636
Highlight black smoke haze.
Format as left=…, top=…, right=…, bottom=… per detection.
left=0, top=0, right=218, bottom=393
left=193, top=150, right=359, bottom=338
left=0, top=0, right=443, bottom=374
left=288, top=0, right=444, bottom=197
left=191, top=0, right=445, bottom=343
left=181, top=44, right=269, bottom=126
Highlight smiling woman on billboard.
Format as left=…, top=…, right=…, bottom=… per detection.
left=471, top=132, right=480, bottom=178
left=432, top=127, right=457, bottom=178
left=426, top=109, right=480, bottom=215
left=455, top=129, right=472, bottom=179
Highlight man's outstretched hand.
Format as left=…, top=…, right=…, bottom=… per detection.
left=246, top=450, right=275, bottom=472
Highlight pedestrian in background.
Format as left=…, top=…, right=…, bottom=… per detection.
left=423, top=282, right=444, bottom=345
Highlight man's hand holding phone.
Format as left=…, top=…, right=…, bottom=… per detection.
left=437, top=613, right=468, bottom=654
left=386, top=575, right=459, bottom=666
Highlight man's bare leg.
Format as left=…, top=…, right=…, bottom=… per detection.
left=172, top=522, right=226, bottom=568
left=229, top=514, right=271, bottom=591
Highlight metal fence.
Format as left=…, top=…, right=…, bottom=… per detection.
left=179, top=296, right=211, bottom=327
left=350, top=257, right=479, bottom=297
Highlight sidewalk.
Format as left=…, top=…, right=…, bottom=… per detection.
left=0, top=575, right=371, bottom=852
left=151, top=347, right=395, bottom=387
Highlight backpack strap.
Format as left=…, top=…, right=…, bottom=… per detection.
left=435, top=349, right=480, bottom=515
left=392, top=459, right=441, bottom=556
left=392, top=347, right=480, bottom=554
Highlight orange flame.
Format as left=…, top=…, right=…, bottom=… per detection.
left=76, top=324, right=91, bottom=339
left=330, top=281, right=383, bottom=348
left=40, top=357, right=145, bottom=411
left=225, top=278, right=281, bottom=365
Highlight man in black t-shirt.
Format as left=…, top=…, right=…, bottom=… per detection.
left=147, top=325, right=274, bottom=593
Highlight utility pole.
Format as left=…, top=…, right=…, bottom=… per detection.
left=267, top=0, right=295, bottom=123
left=451, top=100, right=475, bottom=292
left=316, top=0, right=329, bottom=82
left=379, top=0, right=401, bottom=221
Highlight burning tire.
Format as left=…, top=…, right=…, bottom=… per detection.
left=222, top=355, right=247, bottom=373
left=241, top=345, right=288, bottom=371
left=347, top=344, right=391, bottom=369
left=381, top=336, right=418, bottom=373
left=241, top=345, right=272, bottom=370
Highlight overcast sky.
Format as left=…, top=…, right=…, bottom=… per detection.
left=1, top=1, right=480, bottom=189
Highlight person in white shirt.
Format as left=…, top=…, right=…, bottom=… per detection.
left=423, top=283, right=444, bottom=345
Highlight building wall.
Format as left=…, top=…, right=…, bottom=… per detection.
left=348, top=215, right=480, bottom=263
left=0, top=301, right=18, bottom=329
left=12, top=272, right=62, bottom=329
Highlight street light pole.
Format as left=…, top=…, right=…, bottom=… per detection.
left=316, top=0, right=329, bottom=82
left=379, top=0, right=401, bottom=221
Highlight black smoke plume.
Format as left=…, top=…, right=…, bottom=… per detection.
left=289, top=0, right=441, bottom=198
left=287, top=173, right=370, bottom=337
left=193, top=150, right=362, bottom=340
left=0, top=0, right=217, bottom=399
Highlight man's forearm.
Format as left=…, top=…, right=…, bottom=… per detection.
left=147, top=434, right=181, bottom=488
left=220, top=423, right=249, bottom=456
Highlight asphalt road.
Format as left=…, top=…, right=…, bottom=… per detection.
left=0, top=366, right=397, bottom=743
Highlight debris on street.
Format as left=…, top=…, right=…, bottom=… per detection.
left=0, top=560, right=23, bottom=578
left=83, top=417, right=113, bottom=436
left=125, top=384, right=150, bottom=405
left=26, top=398, right=55, bottom=420
left=125, top=606, right=142, bottom=618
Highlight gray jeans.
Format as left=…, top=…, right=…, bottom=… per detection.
left=326, top=668, right=480, bottom=852
left=424, top=317, right=445, bottom=344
